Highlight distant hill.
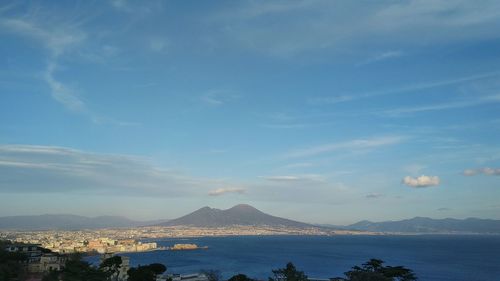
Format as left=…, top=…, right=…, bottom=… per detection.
left=159, top=204, right=313, bottom=228
left=0, top=214, right=164, bottom=230
left=346, top=217, right=500, bottom=234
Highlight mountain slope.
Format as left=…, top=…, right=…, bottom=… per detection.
left=0, top=214, right=146, bottom=230
left=159, top=204, right=313, bottom=228
left=347, top=217, right=500, bottom=234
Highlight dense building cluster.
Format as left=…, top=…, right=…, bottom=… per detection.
left=2, top=230, right=159, bottom=254
left=0, top=225, right=372, bottom=255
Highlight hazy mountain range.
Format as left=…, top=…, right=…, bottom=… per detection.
left=1, top=205, right=500, bottom=234
left=0, top=214, right=167, bottom=230
left=344, top=217, right=500, bottom=234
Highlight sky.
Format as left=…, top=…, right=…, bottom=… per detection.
left=1, top=0, right=500, bottom=225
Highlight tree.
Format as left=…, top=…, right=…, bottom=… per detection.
left=127, top=266, right=155, bottom=281
left=200, top=269, right=222, bottom=281
left=127, top=263, right=167, bottom=281
left=341, top=259, right=417, bottom=281
left=228, top=273, right=255, bottom=281
left=269, top=262, right=308, bottom=281
left=99, top=256, right=122, bottom=281
left=148, top=263, right=167, bottom=277
left=63, top=258, right=108, bottom=281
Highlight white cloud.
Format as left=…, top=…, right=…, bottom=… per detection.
left=463, top=169, right=478, bottom=176
left=208, top=187, right=246, bottom=196
left=285, top=136, right=404, bottom=158
left=402, top=175, right=440, bottom=188
left=463, top=167, right=500, bottom=176
left=0, top=144, right=227, bottom=197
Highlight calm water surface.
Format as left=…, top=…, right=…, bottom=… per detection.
left=87, top=235, right=500, bottom=281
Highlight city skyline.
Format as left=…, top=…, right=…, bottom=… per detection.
left=1, top=1, right=500, bottom=224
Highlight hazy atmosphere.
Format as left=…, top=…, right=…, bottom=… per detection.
left=1, top=0, right=500, bottom=224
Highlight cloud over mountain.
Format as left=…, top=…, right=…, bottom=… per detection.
left=208, top=187, right=246, bottom=196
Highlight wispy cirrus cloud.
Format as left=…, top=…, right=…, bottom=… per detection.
left=381, top=94, right=500, bottom=116
left=44, top=63, right=87, bottom=113
left=0, top=13, right=91, bottom=114
left=260, top=174, right=325, bottom=182
left=285, top=136, right=405, bottom=159
left=0, top=17, right=86, bottom=56
left=0, top=8, right=136, bottom=126
left=209, top=0, right=500, bottom=57
left=357, top=50, right=403, bottom=66
left=463, top=167, right=500, bottom=176
left=1, top=15, right=90, bottom=115
left=309, top=71, right=500, bottom=105
left=402, top=175, right=440, bottom=188
left=0, top=144, right=226, bottom=197
left=43, top=63, right=138, bottom=126
left=200, top=90, right=240, bottom=106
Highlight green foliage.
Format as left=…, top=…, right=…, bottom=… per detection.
left=200, top=269, right=222, bottom=281
left=148, top=263, right=167, bottom=275
left=62, top=258, right=108, bottom=281
left=127, top=263, right=167, bottom=281
left=269, top=262, right=308, bottom=281
left=343, top=259, right=417, bottom=281
left=228, top=273, right=255, bottom=281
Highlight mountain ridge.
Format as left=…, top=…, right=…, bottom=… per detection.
left=1, top=206, right=500, bottom=233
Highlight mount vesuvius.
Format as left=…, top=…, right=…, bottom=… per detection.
left=158, top=204, right=313, bottom=228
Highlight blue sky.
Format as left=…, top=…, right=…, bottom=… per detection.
left=1, top=0, right=500, bottom=224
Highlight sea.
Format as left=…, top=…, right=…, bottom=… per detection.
left=86, top=235, right=500, bottom=281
